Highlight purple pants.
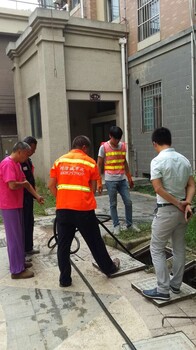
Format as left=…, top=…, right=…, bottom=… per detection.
left=1, top=208, right=25, bottom=274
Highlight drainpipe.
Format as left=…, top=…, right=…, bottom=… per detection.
left=80, top=0, right=84, bottom=18
left=119, top=37, right=129, bottom=164
left=191, top=31, right=195, bottom=172
left=189, top=0, right=196, bottom=172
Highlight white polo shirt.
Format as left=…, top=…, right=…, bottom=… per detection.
left=151, top=148, right=192, bottom=204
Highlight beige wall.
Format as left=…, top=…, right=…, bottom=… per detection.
left=0, top=7, right=29, bottom=34
left=0, top=35, right=17, bottom=116
left=7, top=8, right=127, bottom=181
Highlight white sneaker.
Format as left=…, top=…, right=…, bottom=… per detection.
left=129, top=224, right=141, bottom=233
left=113, top=225, right=120, bottom=235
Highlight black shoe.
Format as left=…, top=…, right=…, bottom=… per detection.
left=170, top=285, right=181, bottom=294
left=25, top=248, right=40, bottom=255
left=107, top=258, right=120, bottom=277
left=59, top=282, right=72, bottom=287
left=142, top=287, right=170, bottom=301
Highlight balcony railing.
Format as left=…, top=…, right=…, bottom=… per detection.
left=0, top=0, right=68, bottom=11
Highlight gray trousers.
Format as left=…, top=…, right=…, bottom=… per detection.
left=150, top=205, right=187, bottom=294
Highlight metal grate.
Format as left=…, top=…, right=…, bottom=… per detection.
left=141, top=81, right=162, bottom=132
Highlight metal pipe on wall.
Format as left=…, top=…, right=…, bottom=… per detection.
left=189, top=0, right=196, bottom=172
left=119, top=37, right=129, bottom=164
left=191, top=31, right=195, bottom=172
left=80, top=0, right=84, bottom=18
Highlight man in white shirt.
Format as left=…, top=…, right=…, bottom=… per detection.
left=142, top=127, right=195, bottom=301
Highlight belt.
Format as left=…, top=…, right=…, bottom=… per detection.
left=157, top=203, right=173, bottom=208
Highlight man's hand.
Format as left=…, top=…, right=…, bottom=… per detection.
left=128, top=177, right=134, bottom=189
left=36, top=195, right=44, bottom=205
left=126, top=172, right=134, bottom=189
left=184, top=204, right=193, bottom=222
left=177, top=200, right=191, bottom=213
left=97, top=178, right=103, bottom=195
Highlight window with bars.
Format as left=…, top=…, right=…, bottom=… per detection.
left=138, top=0, right=160, bottom=42
left=107, top=0, right=120, bottom=22
left=29, top=94, right=42, bottom=139
left=141, top=82, right=162, bottom=132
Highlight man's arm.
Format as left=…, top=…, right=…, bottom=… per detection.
left=90, top=179, right=97, bottom=194
left=185, top=176, right=195, bottom=204
left=97, top=156, right=104, bottom=194
left=8, top=180, right=44, bottom=204
left=48, top=177, right=57, bottom=197
left=124, top=160, right=134, bottom=188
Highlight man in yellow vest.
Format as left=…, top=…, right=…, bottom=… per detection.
left=48, top=135, right=120, bottom=287
left=97, top=126, right=140, bottom=235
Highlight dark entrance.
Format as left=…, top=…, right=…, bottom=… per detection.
left=69, top=100, right=117, bottom=159
left=92, top=119, right=116, bottom=162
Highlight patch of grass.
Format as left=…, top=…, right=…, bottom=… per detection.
left=186, top=215, right=196, bottom=251
left=118, top=222, right=151, bottom=240
left=34, top=178, right=56, bottom=216
left=133, top=184, right=155, bottom=196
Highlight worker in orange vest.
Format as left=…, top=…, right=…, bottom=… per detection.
left=48, top=135, right=120, bottom=287
left=97, top=126, right=140, bottom=235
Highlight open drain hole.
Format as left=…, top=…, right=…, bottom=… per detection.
left=133, top=245, right=196, bottom=289
left=183, top=261, right=196, bottom=289
left=133, top=244, right=173, bottom=267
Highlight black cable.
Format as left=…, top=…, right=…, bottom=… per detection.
left=97, top=218, right=135, bottom=258
left=71, top=258, right=137, bottom=350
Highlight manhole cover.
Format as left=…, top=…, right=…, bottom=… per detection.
left=93, top=250, right=145, bottom=277
left=131, top=276, right=196, bottom=306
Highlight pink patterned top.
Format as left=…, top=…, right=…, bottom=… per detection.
left=0, top=156, right=25, bottom=209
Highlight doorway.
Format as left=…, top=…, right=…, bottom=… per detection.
left=92, top=120, right=116, bottom=161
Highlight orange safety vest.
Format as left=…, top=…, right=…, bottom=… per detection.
left=103, top=141, right=126, bottom=175
left=50, top=149, right=99, bottom=210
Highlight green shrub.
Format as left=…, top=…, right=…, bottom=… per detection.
left=34, top=178, right=56, bottom=215
left=186, top=216, right=196, bottom=250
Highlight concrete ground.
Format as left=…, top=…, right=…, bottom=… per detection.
left=0, top=191, right=196, bottom=350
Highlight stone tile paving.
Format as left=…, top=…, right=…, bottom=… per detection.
left=0, top=192, right=196, bottom=349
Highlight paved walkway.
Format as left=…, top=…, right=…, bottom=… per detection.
left=0, top=192, right=196, bottom=350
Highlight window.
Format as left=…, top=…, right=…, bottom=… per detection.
left=29, top=94, right=42, bottom=139
left=70, top=0, right=80, bottom=11
left=39, top=0, right=54, bottom=8
left=107, top=0, right=120, bottom=22
left=141, top=82, right=162, bottom=132
left=138, top=0, right=160, bottom=42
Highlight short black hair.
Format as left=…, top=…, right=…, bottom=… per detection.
left=109, top=126, right=123, bottom=139
left=23, top=136, right=37, bottom=146
left=151, top=127, right=172, bottom=146
left=72, top=135, right=91, bottom=149
left=12, top=141, right=31, bottom=152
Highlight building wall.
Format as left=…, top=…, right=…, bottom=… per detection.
left=7, top=9, right=127, bottom=181
left=0, top=35, right=16, bottom=116
left=85, top=0, right=97, bottom=20
left=0, top=7, right=30, bottom=34
left=120, top=0, right=193, bottom=56
left=0, top=8, right=29, bottom=160
left=129, top=32, right=193, bottom=176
